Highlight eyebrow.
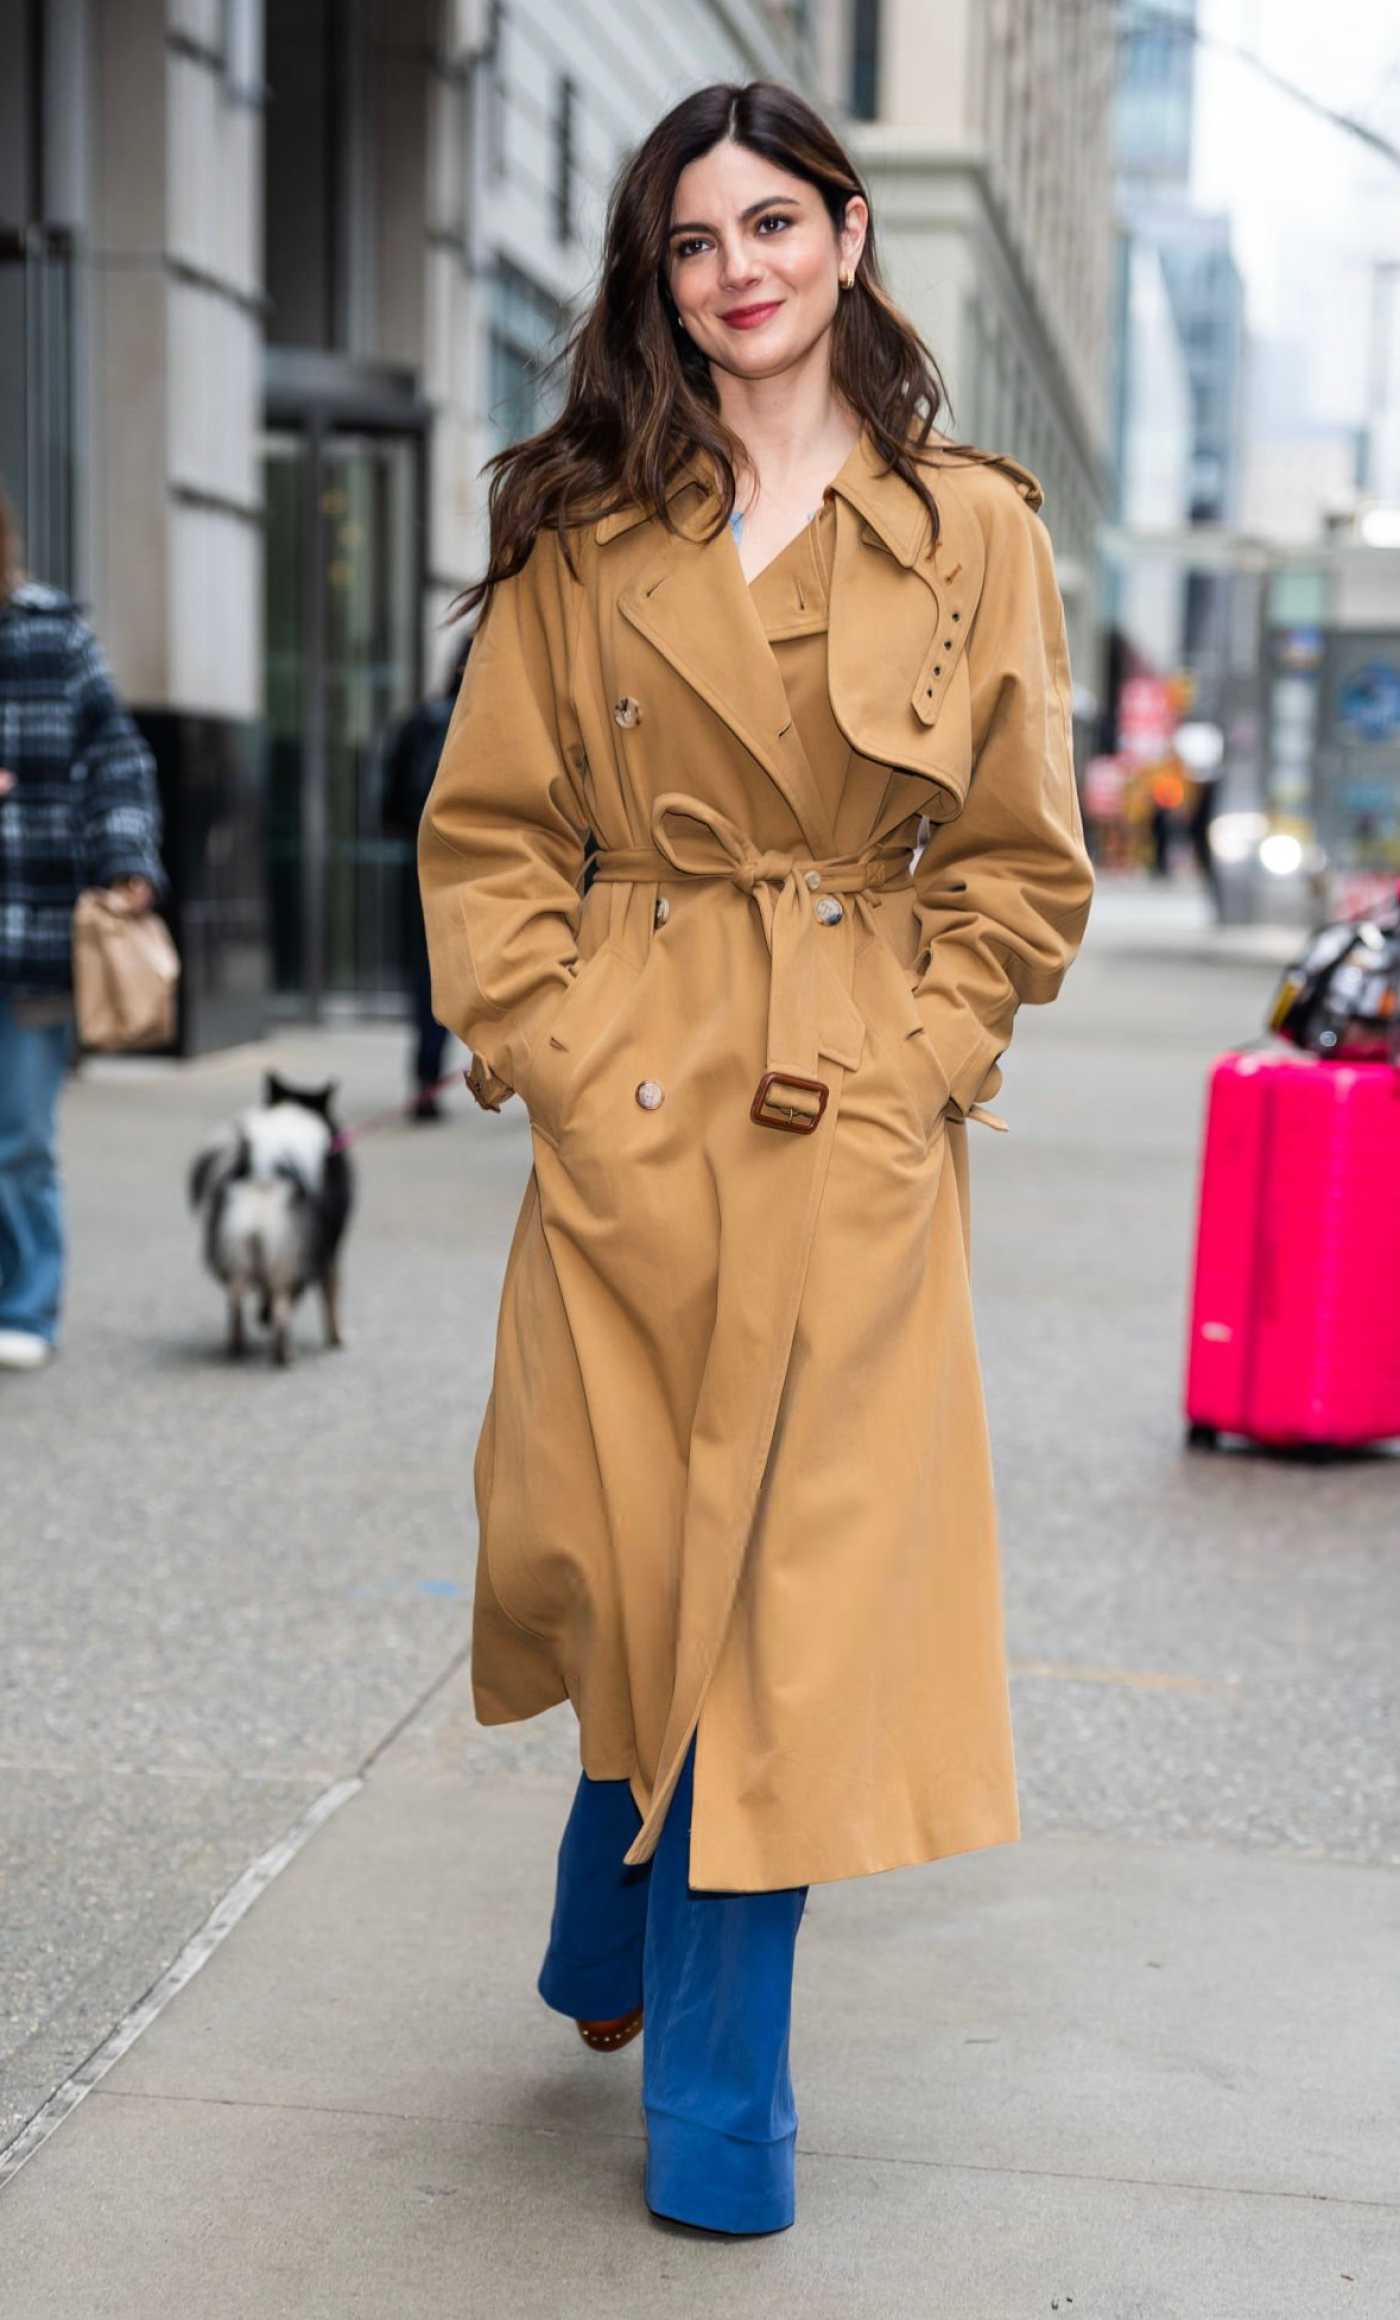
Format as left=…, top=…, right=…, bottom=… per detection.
left=667, top=196, right=802, bottom=239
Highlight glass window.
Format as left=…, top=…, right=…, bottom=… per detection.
left=489, top=2, right=508, bottom=178
left=223, top=0, right=265, bottom=103
left=850, top=0, right=881, bottom=122
left=264, top=0, right=339, bottom=349
left=262, top=426, right=423, bottom=1003
left=0, top=230, right=75, bottom=590
left=488, top=260, right=570, bottom=447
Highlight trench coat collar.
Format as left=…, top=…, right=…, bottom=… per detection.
left=594, top=425, right=929, bottom=555
left=591, top=427, right=1043, bottom=554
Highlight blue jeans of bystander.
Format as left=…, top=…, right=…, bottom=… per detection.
left=0, top=999, right=70, bottom=1343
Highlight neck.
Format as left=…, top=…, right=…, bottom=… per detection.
left=710, top=347, right=860, bottom=503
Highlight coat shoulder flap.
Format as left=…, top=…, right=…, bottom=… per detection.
left=914, top=439, right=1045, bottom=515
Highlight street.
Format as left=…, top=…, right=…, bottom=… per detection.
left=2, top=887, right=1398, bottom=2315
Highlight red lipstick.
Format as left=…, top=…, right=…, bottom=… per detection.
left=722, top=300, right=782, bottom=330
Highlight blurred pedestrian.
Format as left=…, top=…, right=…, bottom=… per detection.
left=0, top=487, right=165, bottom=1371
left=1186, top=767, right=1224, bottom=917
left=1148, top=759, right=1186, bottom=879
left=382, top=637, right=472, bottom=1119
left=420, top=82, right=1092, bottom=2237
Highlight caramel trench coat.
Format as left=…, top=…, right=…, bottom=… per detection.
left=420, top=428, right=1093, bottom=1891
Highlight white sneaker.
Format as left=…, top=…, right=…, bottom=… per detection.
left=0, top=1330, right=53, bottom=1371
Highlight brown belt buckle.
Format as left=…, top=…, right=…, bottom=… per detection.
left=750, top=1069, right=829, bottom=1134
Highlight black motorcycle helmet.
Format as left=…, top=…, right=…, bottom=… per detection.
left=1268, top=883, right=1400, bottom=1058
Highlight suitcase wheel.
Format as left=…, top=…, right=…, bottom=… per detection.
left=1185, top=1421, right=1220, bottom=1451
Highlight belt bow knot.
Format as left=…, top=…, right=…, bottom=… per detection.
left=593, top=794, right=914, bottom=1126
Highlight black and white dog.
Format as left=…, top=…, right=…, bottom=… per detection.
left=189, top=1074, right=354, bottom=1364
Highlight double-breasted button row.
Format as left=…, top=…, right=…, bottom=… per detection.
left=635, top=1079, right=664, bottom=1110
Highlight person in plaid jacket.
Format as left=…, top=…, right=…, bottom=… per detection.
left=0, top=488, right=165, bottom=1370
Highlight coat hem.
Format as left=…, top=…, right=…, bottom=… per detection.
left=470, top=1679, right=569, bottom=1723
left=686, top=1814, right=1022, bottom=1895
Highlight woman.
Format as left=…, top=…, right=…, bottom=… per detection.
left=0, top=487, right=164, bottom=1371
left=420, top=81, right=1093, bottom=2235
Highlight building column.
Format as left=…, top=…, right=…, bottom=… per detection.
left=88, top=0, right=269, bottom=1048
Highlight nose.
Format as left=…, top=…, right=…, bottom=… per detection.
left=716, top=236, right=762, bottom=292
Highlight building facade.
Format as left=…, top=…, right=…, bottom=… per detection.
left=844, top=0, right=1117, bottom=699
left=1, top=0, right=834, bottom=1031
left=1110, top=0, right=1248, bottom=727
left=5, top=0, right=1114, bottom=1030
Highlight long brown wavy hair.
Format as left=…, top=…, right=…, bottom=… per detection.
left=455, top=79, right=979, bottom=621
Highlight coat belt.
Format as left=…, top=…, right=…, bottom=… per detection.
left=591, top=793, right=913, bottom=1123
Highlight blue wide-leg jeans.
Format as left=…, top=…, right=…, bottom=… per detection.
left=537, top=1734, right=809, bottom=2234
left=0, top=1001, right=69, bottom=1344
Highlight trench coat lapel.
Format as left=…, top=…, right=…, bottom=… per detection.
left=616, top=492, right=834, bottom=854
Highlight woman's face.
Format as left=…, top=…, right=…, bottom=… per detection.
left=665, top=139, right=866, bottom=383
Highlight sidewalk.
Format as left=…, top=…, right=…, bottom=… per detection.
left=1084, top=873, right=1305, bottom=968
left=3, top=1671, right=1396, bottom=2316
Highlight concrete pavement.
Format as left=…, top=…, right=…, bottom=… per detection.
left=2, top=890, right=1398, bottom=2313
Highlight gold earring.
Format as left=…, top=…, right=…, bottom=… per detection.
left=839, top=268, right=854, bottom=290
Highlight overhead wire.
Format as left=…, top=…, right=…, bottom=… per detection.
left=1116, top=0, right=1400, bottom=173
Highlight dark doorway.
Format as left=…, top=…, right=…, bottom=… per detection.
left=263, top=412, right=423, bottom=1011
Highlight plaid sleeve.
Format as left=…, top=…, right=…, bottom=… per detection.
left=70, top=623, right=167, bottom=891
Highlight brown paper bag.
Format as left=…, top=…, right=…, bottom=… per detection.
left=71, top=889, right=181, bottom=1051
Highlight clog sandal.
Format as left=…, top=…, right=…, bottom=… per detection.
left=576, top=2007, right=643, bottom=2053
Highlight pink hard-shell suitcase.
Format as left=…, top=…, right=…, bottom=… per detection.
left=1184, top=1048, right=1400, bottom=1449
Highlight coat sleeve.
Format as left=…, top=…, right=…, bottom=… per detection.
left=909, top=485, right=1094, bottom=1117
left=70, top=622, right=166, bottom=893
left=417, top=534, right=589, bottom=1109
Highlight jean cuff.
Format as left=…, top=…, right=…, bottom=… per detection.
left=536, top=1942, right=644, bottom=2022
left=644, top=2108, right=796, bottom=2235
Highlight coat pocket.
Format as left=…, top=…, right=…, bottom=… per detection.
left=891, top=974, right=1010, bottom=1136
left=523, top=940, right=640, bottom=1147
left=893, top=978, right=954, bottom=1145
left=865, top=922, right=952, bottom=1146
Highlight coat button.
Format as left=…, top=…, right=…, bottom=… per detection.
left=654, top=896, right=670, bottom=926
left=613, top=696, right=642, bottom=727
left=635, top=1079, right=665, bottom=1109
left=804, top=869, right=823, bottom=891
left=814, top=895, right=844, bottom=926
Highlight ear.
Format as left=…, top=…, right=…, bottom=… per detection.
left=315, top=1079, right=339, bottom=1118
left=838, top=193, right=869, bottom=282
left=264, top=1071, right=285, bottom=1106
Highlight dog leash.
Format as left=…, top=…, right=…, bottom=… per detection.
left=328, top=1068, right=467, bottom=1154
